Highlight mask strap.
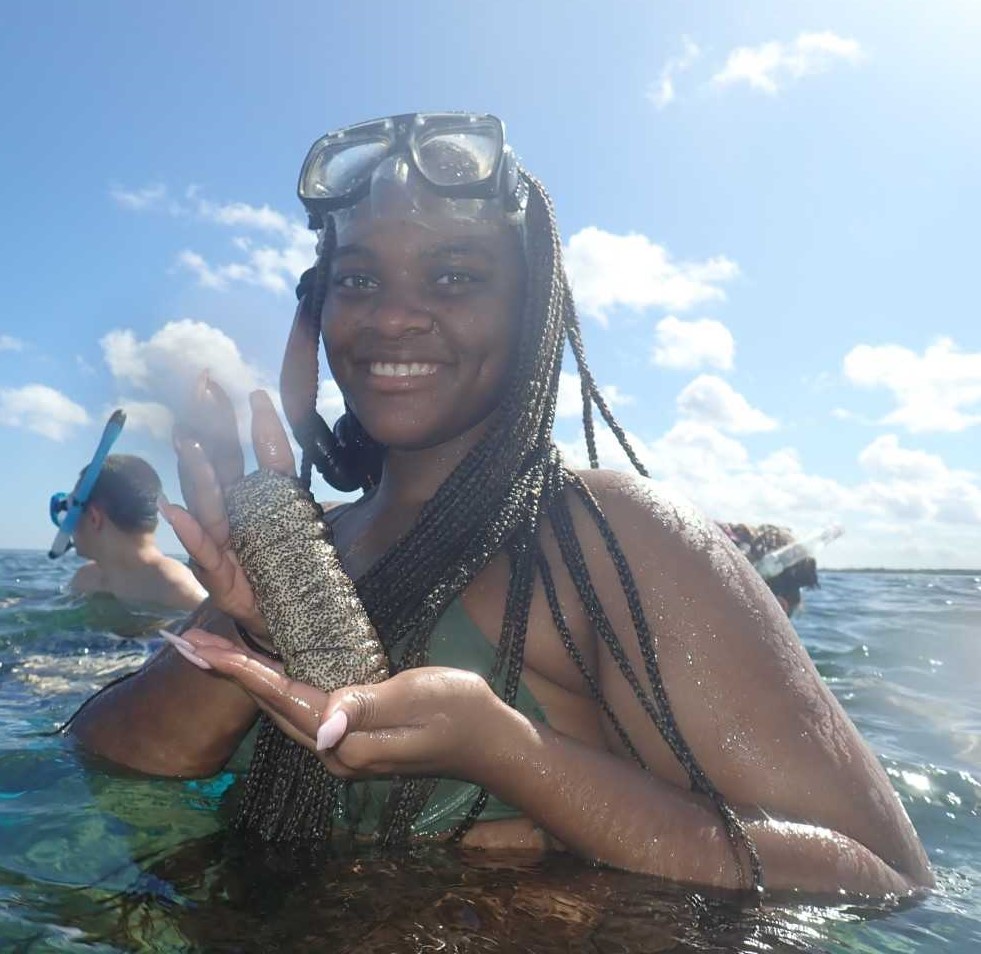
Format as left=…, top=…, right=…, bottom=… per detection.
left=280, top=268, right=366, bottom=492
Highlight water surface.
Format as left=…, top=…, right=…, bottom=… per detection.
left=1, top=550, right=978, bottom=951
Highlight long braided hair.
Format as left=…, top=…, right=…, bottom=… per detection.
left=237, top=168, right=763, bottom=892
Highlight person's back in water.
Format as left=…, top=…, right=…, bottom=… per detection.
left=69, top=454, right=205, bottom=614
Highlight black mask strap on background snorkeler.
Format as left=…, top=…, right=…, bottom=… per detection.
left=281, top=112, right=527, bottom=493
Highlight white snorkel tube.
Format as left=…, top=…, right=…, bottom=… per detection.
left=753, top=524, right=844, bottom=581
left=48, top=409, right=127, bottom=559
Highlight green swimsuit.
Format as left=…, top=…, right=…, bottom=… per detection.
left=334, top=597, right=548, bottom=837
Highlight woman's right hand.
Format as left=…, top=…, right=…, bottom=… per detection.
left=161, top=374, right=298, bottom=639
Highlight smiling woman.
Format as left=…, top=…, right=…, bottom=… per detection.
left=68, top=112, right=933, bottom=900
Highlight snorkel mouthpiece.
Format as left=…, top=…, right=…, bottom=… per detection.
left=48, top=409, right=127, bottom=559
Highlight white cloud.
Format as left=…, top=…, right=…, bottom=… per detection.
left=857, top=434, right=981, bottom=525
left=556, top=370, right=634, bottom=419
left=317, top=378, right=346, bottom=421
left=0, top=384, right=90, bottom=441
left=556, top=413, right=981, bottom=565
left=176, top=224, right=315, bottom=295
left=100, top=320, right=265, bottom=426
left=194, top=198, right=291, bottom=234
left=109, top=183, right=180, bottom=213
left=564, top=227, right=739, bottom=325
left=858, top=434, right=948, bottom=482
left=843, top=337, right=981, bottom=433
left=114, top=399, right=174, bottom=441
left=652, top=316, right=734, bottom=371
left=647, top=36, right=701, bottom=109
left=112, top=184, right=316, bottom=295
left=676, top=375, right=777, bottom=433
left=0, top=335, right=25, bottom=352
left=712, top=31, right=863, bottom=94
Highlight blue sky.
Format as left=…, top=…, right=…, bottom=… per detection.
left=1, top=1, right=979, bottom=568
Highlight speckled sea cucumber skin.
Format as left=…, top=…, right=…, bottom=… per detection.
left=225, top=469, right=389, bottom=691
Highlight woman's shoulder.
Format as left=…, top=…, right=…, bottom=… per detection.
left=69, top=561, right=105, bottom=594
left=564, top=467, right=790, bottom=638
left=567, top=469, right=724, bottom=559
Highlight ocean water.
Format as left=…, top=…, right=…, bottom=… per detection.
left=0, top=549, right=978, bottom=953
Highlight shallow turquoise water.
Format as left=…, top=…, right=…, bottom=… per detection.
left=1, top=549, right=978, bottom=952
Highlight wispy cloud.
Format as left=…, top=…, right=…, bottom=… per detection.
left=647, top=36, right=701, bottom=109
left=109, top=183, right=181, bottom=213
left=0, top=384, right=90, bottom=441
left=564, top=227, right=739, bottom=326
left=193, top=194, right=292, bottom=235
left=176, top=225, right=315, bottom=295
left=0, top=335, right=25, bottom=352
left=112, top=184, right=316, bottom=295
left=843, top=337, right=981, bottom=432
left=652, top=316, right=734, bottom=371
left=712, top=31, right=863, bottom=94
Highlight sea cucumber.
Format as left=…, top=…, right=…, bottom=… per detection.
left=224, top=469, right=389, bottom=691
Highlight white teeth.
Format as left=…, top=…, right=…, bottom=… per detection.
left=369, top=362, right=438, bottom=377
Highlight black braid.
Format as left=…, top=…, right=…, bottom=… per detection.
left=246, top=168, right=762, bottom=892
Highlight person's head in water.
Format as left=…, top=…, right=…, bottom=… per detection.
left=718, top=522, right=819, bottom=617
left=73, top=454, right=161, bottom=557
left=255, top=113, right=762, bottom=891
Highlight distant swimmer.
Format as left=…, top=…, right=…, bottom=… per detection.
left=49, top=411, right=205, bottom=613
left=717, top=522, right=841, bottom=617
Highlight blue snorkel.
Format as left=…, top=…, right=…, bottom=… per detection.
left=48, top=409, right=127, bottom=559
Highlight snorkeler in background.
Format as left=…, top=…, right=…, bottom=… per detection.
left=717, top=523, right=822, bottom=617
left=65, top=454, right=205, bottom=613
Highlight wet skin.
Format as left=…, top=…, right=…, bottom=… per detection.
left=70, top=208, right=933, bottom=896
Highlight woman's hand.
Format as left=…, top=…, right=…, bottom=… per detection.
left=160, top=375, right=298, bottom=638
left=164, top=628, right=508, bottom=784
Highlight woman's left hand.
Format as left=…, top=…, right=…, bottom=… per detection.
left=167, top=628, right=509, bottom=784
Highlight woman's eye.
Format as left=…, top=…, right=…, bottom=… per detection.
left=435, top=271, right=479, bottom=287
left=333, top=274, right=377, bottom=291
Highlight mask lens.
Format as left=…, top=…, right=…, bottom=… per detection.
left=415, top=124, right=501, bottom=187
left=303, top=139, right=391, bottom=199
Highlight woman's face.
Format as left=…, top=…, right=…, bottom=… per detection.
left=321, top=207, right=524, bottom=452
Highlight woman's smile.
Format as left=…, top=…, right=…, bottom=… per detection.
left=368, top=361, right=440, bottom=378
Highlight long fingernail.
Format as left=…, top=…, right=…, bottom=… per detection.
left=158, top=628, right=192, bottom=650
left=160, top=630, right=212, bottom=670
left=316, top=710, right=348, bottom=751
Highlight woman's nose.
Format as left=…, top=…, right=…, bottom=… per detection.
left=366, top=285, right=435, bottom=336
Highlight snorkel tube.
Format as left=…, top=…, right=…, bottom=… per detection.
left=753, top=524, right=844, bottom=581
left=48, top=409, right=127, bottom=559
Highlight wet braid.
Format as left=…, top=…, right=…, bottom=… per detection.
left=249, top=169, right=762, bottom=891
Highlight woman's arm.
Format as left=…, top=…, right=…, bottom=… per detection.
left=562, top=470, right=933, bottom=891
left=468, top=694, right=920, bottom=895
left=68, top=601, right=259, bottom=777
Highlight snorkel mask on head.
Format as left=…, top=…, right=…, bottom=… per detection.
left=48, top=409, right=126, bottom=559
left=297, top=112, right=527, bottom=229
left=282, top=112, right=528, bottom=492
